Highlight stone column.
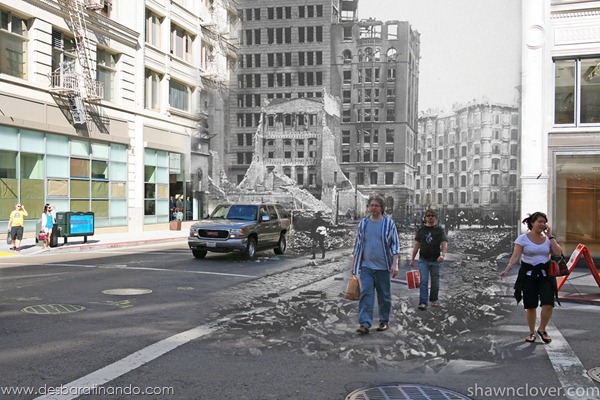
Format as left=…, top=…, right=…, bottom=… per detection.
left=520, top=0, right=548, bottom=229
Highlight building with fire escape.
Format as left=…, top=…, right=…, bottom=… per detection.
left=0, top=0, right=237, bottom=234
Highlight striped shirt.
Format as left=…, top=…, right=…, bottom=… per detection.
left=352, top=215, right=400, bottom=275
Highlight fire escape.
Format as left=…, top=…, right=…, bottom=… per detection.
left=49, top=0, right=104, bottom=126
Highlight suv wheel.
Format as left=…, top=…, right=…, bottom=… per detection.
left=274, top=234, right=286, bottom=255
left=192, top=249, right=207, bottom=259
left=246, top=237, right=257, bottom=259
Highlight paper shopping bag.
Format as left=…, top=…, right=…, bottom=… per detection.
left=344, top=275, right=361, bottom=300
left=406, top=270, right=421, bottom=290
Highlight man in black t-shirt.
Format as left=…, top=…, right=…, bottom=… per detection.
left=410, top=208, right=448, bottom=311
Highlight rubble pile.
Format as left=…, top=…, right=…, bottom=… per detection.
left=206, top=227, right=516, bottom=369
left=288, top=212, right=357, bottom=255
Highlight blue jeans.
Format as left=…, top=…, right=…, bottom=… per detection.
left=358, top=267, right=392, bottom=329
left=418, top=260, right=441, bottom=305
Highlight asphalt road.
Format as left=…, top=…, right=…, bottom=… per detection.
left=1, top=241, right=600, bottom=400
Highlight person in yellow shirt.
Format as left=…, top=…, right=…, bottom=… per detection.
left=8, top=203, right=28, bottom=251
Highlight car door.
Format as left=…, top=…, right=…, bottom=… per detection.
left=265, top=205, right=280, bottom=245
left=255, top=205, right=272, bottom=248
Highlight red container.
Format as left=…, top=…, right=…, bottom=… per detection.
left=406, top=270, right=421, bottom=290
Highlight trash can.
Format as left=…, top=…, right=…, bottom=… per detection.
left=169, top=220, right=181, bottom=230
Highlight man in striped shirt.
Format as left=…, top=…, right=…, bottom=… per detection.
left=352, top=195, right=400, bottom=334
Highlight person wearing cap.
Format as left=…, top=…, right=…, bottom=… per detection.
left=8, top=203, right=28, bottom=251
left=310, top=211, right=328, bottom=259
left=410, top=208, right=448, bottom=311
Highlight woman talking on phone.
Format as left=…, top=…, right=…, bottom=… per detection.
left=499, top=212, right=562, bottom=343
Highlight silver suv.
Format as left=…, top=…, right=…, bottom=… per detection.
left=188, top=203, right=291, bottom=259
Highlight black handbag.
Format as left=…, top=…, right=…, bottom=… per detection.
left=6, top=229, right=11, bottom=245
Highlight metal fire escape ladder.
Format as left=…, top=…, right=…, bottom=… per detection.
left=64, top=0, right=102, bottom=102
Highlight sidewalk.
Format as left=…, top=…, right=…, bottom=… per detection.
left=0, top=222, right=192, bottom=258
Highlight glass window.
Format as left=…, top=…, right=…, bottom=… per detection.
left=20, top=130, right=45, bottom=153
left=47, top=155, right=69, bottom=178
left=20, top=153, right=44, bottom=179
left=71, top=180, right=90, bottom=198
left=0, top=150, right=16, bottom=178
left=47, top=133, right=69, bottom=155
left=91, top=142, right=109, bottom=159
left=0, top=10, right=27, bottom=78
left=169, top=79, right=191, bottom=112
left=111, top=144, right=127, bottom=162
left=70, top=158, right=89, bottom=178
left=71, top=140, right=90, bottom=157
left=110, top=162, right=127, bottom=181
left=0, top=125, right=18, bottom=151
left=47, top=179, right=68, bottom=196
left=145, top=69, right=162, bottom=111
left=145, top=9, right=162, bottom=47
left=555, top=153, right=600, bottom=253
left=555, top=58, right=600, bottom=125
left=97, top=48, right=118, bottom=102
left=92, top=160, right=108, bottom=180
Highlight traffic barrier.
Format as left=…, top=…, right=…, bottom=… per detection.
left=557, top=243, right=600, bottom=291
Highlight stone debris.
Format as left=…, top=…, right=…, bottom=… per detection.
left=207, top=227, right=517, bottom=370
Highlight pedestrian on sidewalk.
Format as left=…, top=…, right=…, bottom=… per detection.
left=410, top=208, right=448, bottom=311
left=7, top=203, right=28, bottom=251
left=41, top=204, right=54, bottom=250
left=352, top=195, right=400, bottom=334
left=310, top=211, right=328, bottom=259
left=499, top=211, right=562, bottom=344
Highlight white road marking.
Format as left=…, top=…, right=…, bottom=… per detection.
left=33, top=307, right=273, bottom=400
left=545, top=322, right=599, bottom=400
left=34, top=323, right=223, bottom=400
left=1, top=262, right=256, bottom=278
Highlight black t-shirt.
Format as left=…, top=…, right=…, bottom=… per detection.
left=415, top=225, right=447, bottom=261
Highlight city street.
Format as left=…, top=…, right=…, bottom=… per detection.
left=1, top=236, right=599, bottom=399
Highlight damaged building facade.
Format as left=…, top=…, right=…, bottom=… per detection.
left=227, top=0, right=419, bottom=218
left=236, top=92, right=363, bottom=215
left=329, top=16, right=420, bottom=219
left=416, top=100, right=520, bottom=226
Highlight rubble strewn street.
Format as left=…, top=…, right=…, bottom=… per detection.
left=204, top=227, right=518, bottom=370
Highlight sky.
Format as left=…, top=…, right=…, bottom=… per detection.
left=356, top=0, right=522, bottom=113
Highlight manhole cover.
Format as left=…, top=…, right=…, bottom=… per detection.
left=102, top=288, right=153, bottom=296
left=22, top=304, right=86, bottom=315
left=346, top=384, right=473, bottom=400
left=588, top=367, right=600, bottom=383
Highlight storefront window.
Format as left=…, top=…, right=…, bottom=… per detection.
left=555, top=153, right=600, bottom=254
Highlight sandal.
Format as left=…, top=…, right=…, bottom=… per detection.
left=525, top=333, right=536, bottom=343
left=537, top=330, right=552, bottom=344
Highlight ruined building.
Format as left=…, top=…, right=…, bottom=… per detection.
left=236, top=91, right=363, bottom=215
left=229, top=0, right=419, bottom=218
left=331, top=17, right=420, bottom=220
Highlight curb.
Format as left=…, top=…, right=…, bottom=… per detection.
left=48, top=236, right=188, bottom=254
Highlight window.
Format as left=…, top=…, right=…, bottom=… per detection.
left=370, top=171, right=377, bottom=185
left=145, top=10, right=162, bottom=47
left=51, top=30, right=76, bottom=88
left=171, top=24, right=193, bottom=62
left=385, top=172, right=393, bottom=185
left=145, top=69, right=162, bottom=110
left=97, top=49, right=118, bottom=102
left=555, top=57, right=600, bottom=125
left=169, top=79, right=191, bottom=112
left=0, top=10, right=28, bottom=78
